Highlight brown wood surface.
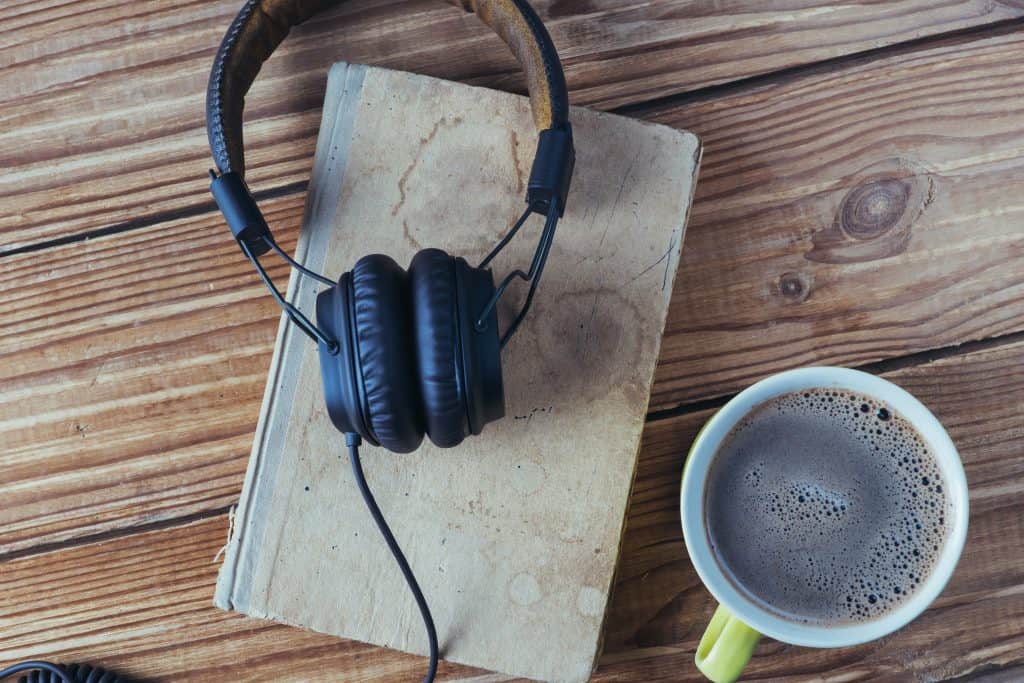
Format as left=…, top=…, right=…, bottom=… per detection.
left=3, top=0, right=1024, bottom=681
left=3, top=1, right=1024, bottom=251
left=647, top=26, right=1024, bottom=408
left=2, top=339, right=1022, bottom=682
left=0, top=195, right=301, bottom=556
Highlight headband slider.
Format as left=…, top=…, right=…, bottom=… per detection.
left=527, top=127, right=575, bottom=217
left=210, top=171, right=273, bottom=256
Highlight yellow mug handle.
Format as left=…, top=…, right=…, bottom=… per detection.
left=695, top=604, right=762, bottom=683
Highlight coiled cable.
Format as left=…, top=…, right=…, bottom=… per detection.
left=0, top=661, right=126, bottom=683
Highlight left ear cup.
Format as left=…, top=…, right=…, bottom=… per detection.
left=348, top=254, right=426, bottom=453
left=409, top=249, right=469, bottom=448
left=316, top=274, right=373, bottom=443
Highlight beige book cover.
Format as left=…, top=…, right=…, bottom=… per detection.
left=215, top=62, right=700, bottom=682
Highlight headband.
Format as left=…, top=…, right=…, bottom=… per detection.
left=206, top=0, right=574, bottom=352
left=208, top=0, right=570, bottom=176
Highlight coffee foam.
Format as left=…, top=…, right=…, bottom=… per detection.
left=704, top=388, right=952, bottom=626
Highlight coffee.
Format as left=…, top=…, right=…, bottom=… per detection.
left=704, top=388, right=953, bottom=626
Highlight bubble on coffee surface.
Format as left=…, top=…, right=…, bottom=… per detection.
left=703, top=388, right=952, bottom=626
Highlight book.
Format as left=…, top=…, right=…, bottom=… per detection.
left=215, top=62, right=700, bottom=682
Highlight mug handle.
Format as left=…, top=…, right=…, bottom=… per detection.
left=695, top=604, right=762, bottom=683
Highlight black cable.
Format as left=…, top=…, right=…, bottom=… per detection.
left=260, top=235, right=336, bottom=287
left=478, top=203, right=537, bottom=270
left=345, top=433, right=438, bottom=683
left=1, top=661, right=128, bottom=683
left=0, top=662, right=71, bottom=683
left=496, top=202, right=560, bottom=347
left=475, top=201, right=561, bottom=347
left=239, top=238, right=338, bottom=352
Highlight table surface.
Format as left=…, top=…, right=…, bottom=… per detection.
left=2, top=2, right=1023, bottom=681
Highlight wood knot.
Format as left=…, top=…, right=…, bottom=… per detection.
left=777, top=271, right=811, bottom=304
left=806, top=158, right=934, bottom=264
left=839, top=179, right=910, bottom=240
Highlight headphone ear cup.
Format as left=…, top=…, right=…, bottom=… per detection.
left=349, top=254, right=425, bottom=453
left=409, top=249, right=469, bottom=448
left=454, top=256, right=505, bottom=436
left=316, top=274, right=374, bottom=443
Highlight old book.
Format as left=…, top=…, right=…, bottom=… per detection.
left=215, top=62, right=700, bottom=682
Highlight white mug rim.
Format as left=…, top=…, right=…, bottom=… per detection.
left=679, top=367, right=969, bottom=648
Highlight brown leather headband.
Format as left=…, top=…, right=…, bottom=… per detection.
left=206, top=0, right=571, bottom=176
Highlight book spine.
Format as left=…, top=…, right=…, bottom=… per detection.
left=213, top=63, right=367, bottom=612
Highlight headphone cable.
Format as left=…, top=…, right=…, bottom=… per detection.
left=346, top=433, right=439, bottom=683
left=0, top=443, right=439, bottom=683
left=0, top=661, right=72, bottom=682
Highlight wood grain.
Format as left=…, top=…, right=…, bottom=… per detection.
left=2, top=337, right=1021, bottom=682
left=4, top=0, right=1024, bottom=251
left=0, top=194, right=302, bottom=556
left=5, top=3, right=1024, bottom=680
left=646, top=27, right=1024, bottom=408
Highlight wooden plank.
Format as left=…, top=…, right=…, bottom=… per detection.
left=0, top=194, right=303, bottom=556
left=3, top=337, right=1022, bottom=681
left=3, top=0, right=1024, bottom=251
left=645, top=27, right=1024, bottom=408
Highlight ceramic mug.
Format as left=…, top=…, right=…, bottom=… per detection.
left=679, top=367, right=969, bottom=683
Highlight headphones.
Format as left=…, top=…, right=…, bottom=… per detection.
left=207, top=0, right=575, bottom=454
left=204, top=2, right=574, bottom=680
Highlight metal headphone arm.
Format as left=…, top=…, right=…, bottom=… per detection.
left=209, top=124, right=574, bottom=351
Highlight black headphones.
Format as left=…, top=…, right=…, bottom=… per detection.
left=206, top=0, right=575, bottom=454
left=203, top=2, right=574, bottom=680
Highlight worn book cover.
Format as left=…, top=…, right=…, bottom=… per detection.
left=215, top=62, right=700, bottom=682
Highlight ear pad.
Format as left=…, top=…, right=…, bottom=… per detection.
left=409, top=249, right=468, bottom=447
left=317, top=275, right=372, bottom=442
left=409, top=249, right=506, bottom=447
left=348, top=254, right=425, bottom=453
left=453, top=256, right=506, bottom=436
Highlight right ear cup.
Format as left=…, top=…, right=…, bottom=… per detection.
left=452, top=255, right=506, bottom=438
left=409, top=249, right=506, bottom=448
left=347, top=254, right=425, bottom=453
left=409, top=249, right=469, bottom=447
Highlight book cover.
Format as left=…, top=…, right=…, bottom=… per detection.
left=215, top=62, right=700, bottom=682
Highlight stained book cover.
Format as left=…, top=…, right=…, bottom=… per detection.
left=214, top=62, right=700, bottom=682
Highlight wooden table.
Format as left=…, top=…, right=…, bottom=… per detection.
left=3, top=2, right=1023, bottom=681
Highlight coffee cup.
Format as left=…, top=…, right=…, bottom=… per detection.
left=679, top=367, right=969, bottom=682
